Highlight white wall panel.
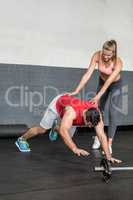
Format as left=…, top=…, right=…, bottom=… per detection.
left=0, top=0, right=132, bottom=70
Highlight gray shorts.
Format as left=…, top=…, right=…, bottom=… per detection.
left=40, top=94, right=61, bottom=129
left=40, top=94, right=77, bottom=137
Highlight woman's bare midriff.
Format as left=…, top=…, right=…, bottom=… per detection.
left=100, top=73, right=121, bottom=82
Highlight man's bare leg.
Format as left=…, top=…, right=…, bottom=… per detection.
left=21, top=126, right=47, bottom=140
left=15, top=126, right=48, bottom=152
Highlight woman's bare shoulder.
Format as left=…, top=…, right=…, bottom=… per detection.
left=92, top=51, right=101, bottom=62
left=117, top=57, right=123, bottom=65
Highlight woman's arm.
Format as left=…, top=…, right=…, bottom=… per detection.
left=96, top=58, right=123, bottom=100
left=70, top=52, right=98, bottom=95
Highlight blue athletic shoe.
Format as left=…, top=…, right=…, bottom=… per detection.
left=49, top=130, right=58, bottom=141
left=15, top=137, right=31, bottom=152
left=49, top=120, right=58, bottom=141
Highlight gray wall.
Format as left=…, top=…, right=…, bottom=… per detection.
left=0, top=0, right=132, bottom=70
left=0, top=63, right=131, bottom=131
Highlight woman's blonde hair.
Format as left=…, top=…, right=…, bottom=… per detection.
left=102, top=40, right=117, bottom=62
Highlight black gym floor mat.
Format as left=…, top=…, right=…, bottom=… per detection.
left=0, top=130, right=133, bottom=200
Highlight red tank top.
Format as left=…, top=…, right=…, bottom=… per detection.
left=56, top=94, right=97, bottom=125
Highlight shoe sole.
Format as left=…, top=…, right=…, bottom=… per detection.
left=15, top=141, right=31, bottom=152
left=92, top=145, right=100, bottom=150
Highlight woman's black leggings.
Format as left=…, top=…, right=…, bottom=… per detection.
left=97, top=77, right=122, bottom=139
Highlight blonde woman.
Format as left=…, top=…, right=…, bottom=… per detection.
left=69, top=40, right=123, bottom=154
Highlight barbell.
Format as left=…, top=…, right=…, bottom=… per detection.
left=93, top=164, right=133, bottom=183
left=94, top=166, right=133, bottom=172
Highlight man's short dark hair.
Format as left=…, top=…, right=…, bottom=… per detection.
left=85, top=108, right=100, bottom=127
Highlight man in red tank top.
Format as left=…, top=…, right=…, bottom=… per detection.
left=56, top=94, right=98, bottom=126
left=15, top=94, right=121, bottom=164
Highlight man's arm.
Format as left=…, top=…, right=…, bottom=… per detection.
left=95, top=116, right=112, bottom=160
left=59, top=108, right=89, bottom=156
left=95, top=115, right=122, bottom=163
